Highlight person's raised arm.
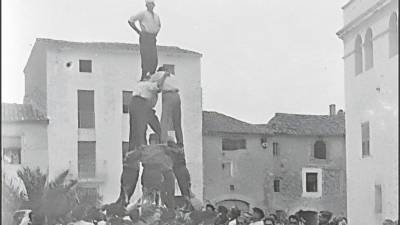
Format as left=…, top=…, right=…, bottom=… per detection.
left=156, top=71, right=170, bottom=89
left=128, top=13, right=143, bottom=36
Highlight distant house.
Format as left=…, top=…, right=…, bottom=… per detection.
left=202, top=111, right=269, bottom=212
left=1, top=103, right=49, bottom=179
left=202, top=106, right=346, bottom=215
left=263, top=105, right=346, bottom=216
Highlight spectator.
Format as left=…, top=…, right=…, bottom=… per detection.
left=250, top=208, right=265, bottom=225
left=243, top=212, right=254, bottom=225
left=206, top=204, right=216, bottom=213
left=214, top=206, right=229, bottom=225
left=383, top=219, right=395, bottom=225
left=264, top=217, right=275, bottom=225
left=288, top=215, right=299, bottom=225
left=227, top=207, right=241, bottom=225
left=318, top=211, right=333, bottom=225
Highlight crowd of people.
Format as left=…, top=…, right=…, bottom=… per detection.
left=63, top=200, right=398, bottom=225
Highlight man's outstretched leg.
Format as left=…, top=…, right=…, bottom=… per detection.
left=116, top=151, right=141, bottom=206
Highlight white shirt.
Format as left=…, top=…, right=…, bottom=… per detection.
left=162, top=75, right=179, bottom=92
left=228, top=219, right=238, bottom=225
left=132, top=81, right=159, bottom=107
left=129, top=10, right=161, bottom=34
left=250, top=220, right=264, bottom=225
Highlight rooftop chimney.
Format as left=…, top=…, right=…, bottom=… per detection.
left=329, top=104, right=336, bottom=116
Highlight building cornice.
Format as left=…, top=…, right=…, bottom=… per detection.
left=336, top=0, right=392, bottom=39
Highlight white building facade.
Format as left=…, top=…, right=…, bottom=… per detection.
left=22, top=38, right=203, bottom=203
left=337, top=0, right=398, bottom=224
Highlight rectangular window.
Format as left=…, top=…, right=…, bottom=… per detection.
left=361, top=122, right=370, bottom=157
left=122, top=91, right=132, bottom=113
left=79, top=60, right=92, bottom=73
left=273, top=142, right=279, bottom=157
left=222, top=138, right=247, bottom=151
left=222, top=162, right=233, bottom=177
left=78, top=90, right=95, bottom=128
left=163, top=64, right=175, bottom=75
left=306, top=173, right=318, bottom=192
left=122, top=142, right=129, bottom=162
left=78, top=141, right=96, bottom=178
left=229, top=185, right=235, bottom=191
left=2, top=136, right=22, bottom=164
left=274, top=179, right=280, bottom=192
left=375, top=185, right=382, bottom=213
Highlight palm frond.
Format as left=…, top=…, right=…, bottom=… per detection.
left=51, top=170, right=69, bottom=188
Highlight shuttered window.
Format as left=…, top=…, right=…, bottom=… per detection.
left=78, top=141, right=96, bottom=178
left=78, top=90, right=95, bottom=128
left=222, top=138, right=246, bottom=151
left=361, top=122, right=370, bottom=157
left=306, top=173, right=318, bottom=192
left=2, top=136, right=22, bottom=164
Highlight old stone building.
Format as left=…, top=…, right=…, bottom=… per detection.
left=337, top=0, right=398, bottom=223
left=202, top=111, right=269, bottom=212
left=263, top=106, right=346, bottom=216
left=2, top=103, right=49, bottom=181
left=202, top=107, right=346, bottom=215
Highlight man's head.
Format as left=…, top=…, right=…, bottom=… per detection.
left=318, top=211, right=333, bottom=224
left=264, top=217, right=276, bottom=225
left=288, top=215, right=299, bottom=225
left=252, top=207, right=265, bottom=220
left=145, top=0, right=155, bottom=11
left=205, top=204, right=215, bottom=212
left=228, top=207, right=241, bottom=219
left=149, top=133, right=160, bottom=145
left=383, top=219, right=395, bottom=225
left=217, top=206, right=228, bottom=215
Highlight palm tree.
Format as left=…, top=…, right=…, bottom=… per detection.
left=15, top=167, right=79, bottom=225
left=2, top=174, right=25, bottom=225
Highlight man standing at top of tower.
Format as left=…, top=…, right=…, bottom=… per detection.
left=128, top=0, right=161, bottom=81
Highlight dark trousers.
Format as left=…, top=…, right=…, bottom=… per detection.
left=141, top=165, right=175, bottom=209
left=118, top=151, right=140, bottom=205
left=160, top=92, right=183, bottom=145
left=139, top=32, right=158, bottom=80
left=128, top=96, right=161, bottom=150
left=117, top=96, right=161, bottom=204
left=169, top=150, right=191, bottom=198
left=161, top=170, right=176, bottom=209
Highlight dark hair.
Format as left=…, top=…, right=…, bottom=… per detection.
left=217, top=206, right=228, bottom=214
left=206, top=204, right=215, bottom=211
left=252, top=207, right=265, bottom=219
left=269, top=214, right=278, bottom=221
left=264, top=217, right=276, bottom=225
left=289, top=215, right=299, bottom=222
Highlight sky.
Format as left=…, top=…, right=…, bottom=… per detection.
left=1, top=0, right=348, bottom=124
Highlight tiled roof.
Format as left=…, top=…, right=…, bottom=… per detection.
left=203, top=111, right=267, bottom=135
left=266, top=113, right=345, bottom=136
left=35, top=38, right=202, bottom=56
left=2, top=103, right=48, bottom=122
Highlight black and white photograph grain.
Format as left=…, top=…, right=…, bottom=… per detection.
left=1, top=0, right=398, bottom=225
